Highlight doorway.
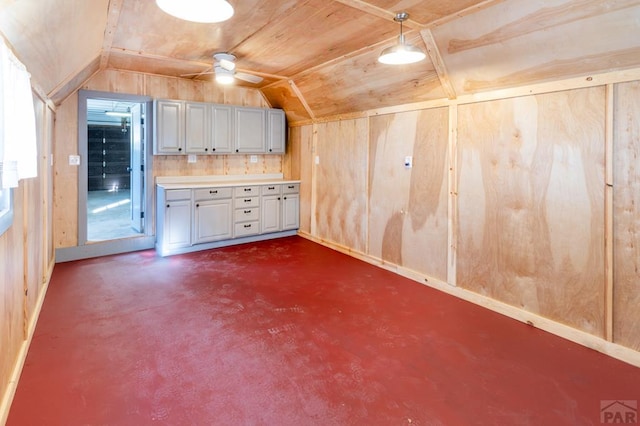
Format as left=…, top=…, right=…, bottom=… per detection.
left=86, top=99, right=144, bottom=241
left=73, top=90, right=155, bottom=260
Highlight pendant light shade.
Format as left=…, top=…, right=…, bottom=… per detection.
left=156, top=0, right=234, bottom=23
left=378, top=12, right=426, bottom=65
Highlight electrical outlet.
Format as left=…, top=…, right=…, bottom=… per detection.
left=188, top=154, right=197, bottom=163
left=404, top=156, right=412, bottom=169
left=68, top=155, right=80, bottom=166
left=250, top=155, right=258, bottom=163
left=315, top=156, right=320, bottom=165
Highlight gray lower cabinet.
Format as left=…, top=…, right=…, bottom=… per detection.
left=156, top=181, right=299, bottom=256
left=157, top=189, right=192, bottom=251
left=193, top=187, right=233, bottom=243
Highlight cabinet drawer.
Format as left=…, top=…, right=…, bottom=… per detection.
left=234, top=196, right=259, bottom=208
left=194, top=187, right=232, bottom=201
left=235, top=221, right=259, bottom=237
left=261, top=184, right=281, bottom=195
left=234, top=186, right=260, bottom=197
left=234, top=207, right=260, bottom=222
left=165, top=189, right=191, bottom=201
left=283, top=183, right=300, bottom=194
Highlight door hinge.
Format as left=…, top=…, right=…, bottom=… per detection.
left=140, top=165, right=144, bottom=172
left=140, top=211, right=145, bottom=219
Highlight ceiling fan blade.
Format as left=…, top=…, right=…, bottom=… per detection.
left=180, top=71, right=214, bottom=77
left=234, top=72, right=263, bottom=84
left=218, top=58, right=236, bottom=71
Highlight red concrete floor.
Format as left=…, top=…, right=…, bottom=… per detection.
left=7, top=236, right=640, bottom=425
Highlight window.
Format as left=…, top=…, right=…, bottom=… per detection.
left=0, top=187, right=13, bottom=235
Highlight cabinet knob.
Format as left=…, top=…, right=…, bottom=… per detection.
left=284, top=197, right=287, bottom=200
left=166, top=204, right=170, bottom=208
left=277, top=197, right=281, bottom=201
left=178, top=147, right=182, bottom=152
left=269, top=148, right=272, bottom=152
left=236, top=149, right=239, bottom=152
left=196, top=203, right=200, bottom=207
left=212, top=148, right=216, bottom=152
left=205, top=148, right=208, bottom=152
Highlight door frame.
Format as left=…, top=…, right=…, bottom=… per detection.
left=57, top=89, right=155, bottom=262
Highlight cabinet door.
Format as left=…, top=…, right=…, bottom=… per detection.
left=211, top=105, right=233, bottom=153
left=194, top=199, right=233, bottom=243
left=261, top=194, right=281, bottom=234
left=155, top=100, right=184, bottom=154
left=282, top=193, right=300, bottom=230
left=267, top=109, right=286, bottom=154
left=164, top=199, right=191, bottom=248
left=185, top=102, right=209, bottom=154
left=234, top=107, right=266, bottom=153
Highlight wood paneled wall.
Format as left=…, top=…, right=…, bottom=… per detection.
left=294, top=78, right=640, bottom=361
left=1, top=93, right=54, bottom=421
left=54, top=69, right=284, bottom=249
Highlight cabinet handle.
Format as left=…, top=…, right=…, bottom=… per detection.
left=244, top=199, right=251, bottom=203
left=244, top=224, right=251, bottom=228
left=288, top=185, right=294, bottom=189
left=268, top=186, right=275, bottom=190
left=210, top=190, right=218, bottom=194
left=244, top=210, right=251, bottom=214
left=244, top=188, right=251, bottom=192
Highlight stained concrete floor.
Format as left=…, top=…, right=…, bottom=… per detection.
left=87, top=189, right=142, bottom=241
left=8, top=237, right=640, bottom=425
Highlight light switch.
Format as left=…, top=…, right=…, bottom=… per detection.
left=315, top=156, right=320, bottom=165
left=250, top=155, right=258, bottom=163
left=404, top=156, right=412, bottom=169
left=188, top=154, right=197, bottom=163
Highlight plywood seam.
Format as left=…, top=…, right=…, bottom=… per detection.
left=100, top=0, right=124, bottom=69
left=420, top=29, right=457, bottom=100
left=447, top=105, right=458, bottom=287
left=604, top=83, right=614, bottom=342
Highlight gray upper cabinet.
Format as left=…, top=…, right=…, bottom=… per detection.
left=154, top=99, right=284, bottom=155
left=185, top=102, right=209, bottom=154
left=154, top=100, right=184, bottom=154
left=234, top=107, right=266, bottom=153
left=267, top=109, right=286, bottom=154
left=210, top=105, right=233, bottom=153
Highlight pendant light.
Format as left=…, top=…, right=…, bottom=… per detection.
left=156, top=0, right=234, bottom=23
left=378, top=12, right=426, bottom=65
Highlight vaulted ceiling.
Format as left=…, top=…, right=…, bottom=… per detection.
left=1, top=0, right=640, bottom=122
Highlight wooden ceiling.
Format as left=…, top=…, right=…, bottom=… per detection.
left=1, top=0, right=640, bottom=122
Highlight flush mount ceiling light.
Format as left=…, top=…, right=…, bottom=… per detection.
left=214, top=65, right=235, bottom=85
left=156, top=0, right=234, bottom=23
left=378, top=12, right=426, bottom=65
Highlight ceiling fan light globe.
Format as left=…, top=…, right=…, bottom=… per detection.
left=156, top=0, right=234, bottom=23
left=378, top=43, right=426, bottom=65
left=215, top=73, right=235, bottom=85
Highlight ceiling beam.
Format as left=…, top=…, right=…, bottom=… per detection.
left=333, top=0, right=424, bottom=29
left=100, top=0, right=124, bottom=69
left=288, top=80, right=316, bottom=120
left=420, top=29, right=456, bottom=100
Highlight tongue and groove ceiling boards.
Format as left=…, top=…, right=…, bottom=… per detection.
left=1, top=0, right=640, bottom=121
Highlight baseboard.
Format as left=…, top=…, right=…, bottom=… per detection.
left=297, top=231, right=640, bottom=369
left=0, top=260, right=55, bottom=426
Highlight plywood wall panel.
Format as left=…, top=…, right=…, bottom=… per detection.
left=287, top=125, right=313, bottom=233
left=0, top=186, right=26, bottom=406
left=315, top=119, right=368, bottom=252
left=456, top=88, right=606, bottom=336
left=53, top=94, right=79, bottom=248
left=612, top=81, right=640, bottom=351
left=369, top=108, right=449, bottom=281
left=84, top=69, right=145, bottom=95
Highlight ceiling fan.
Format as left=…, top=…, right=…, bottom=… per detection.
left=182, top=53, right=264, bottom=85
